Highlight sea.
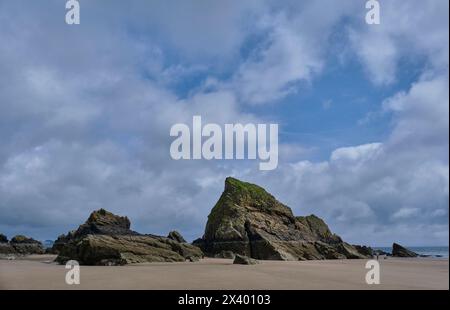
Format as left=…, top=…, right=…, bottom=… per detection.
left=373, top=246, right=449, bottom=258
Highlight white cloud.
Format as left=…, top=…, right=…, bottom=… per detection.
left=392, top=208, right=420, bottom=220
left=232, top=12, right=323, bottom=104
left=229, top=0, right=360, bottom=104
left=349, top=0, right=449, bottom=85
left=383, top=73, right=449, bottom=149
left=349, top=29, right=397, bottom=85
left=330, top=143, right=383, bottom=163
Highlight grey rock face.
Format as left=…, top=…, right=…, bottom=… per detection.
left=0, top=234, right=45, bottom=255
left=54, top=209, right=203, bottom=265
left=194, top=177, right=371, bottom=261
left=392, top=243, right=418, bottom=257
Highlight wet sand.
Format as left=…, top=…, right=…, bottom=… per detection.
left=0, top=255, right=448, bottom=290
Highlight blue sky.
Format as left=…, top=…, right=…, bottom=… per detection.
left=0, top=0, right=448, bottom=246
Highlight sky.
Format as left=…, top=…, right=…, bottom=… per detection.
left=0, top=0, right=448, bottom=246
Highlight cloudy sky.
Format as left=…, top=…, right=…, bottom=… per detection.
left=0, top=0, right=448, bottom=246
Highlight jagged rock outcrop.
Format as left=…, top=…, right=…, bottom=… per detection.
left=392, top=243, right=418, bottom=257
left=0, top=234, right=45, bottom=255
left=194, top=177, right=371, bottom=261
left=167, top=231, right=187, bottom=243
left=0, top=234, right=7, bottom=243
left=54, top=209, right=203, bottom=265
left=10, top=235, right=45, bottom=254
left=353, top=245, right=374, bottom=257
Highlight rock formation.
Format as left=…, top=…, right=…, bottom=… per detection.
left=233, top=254, right=259, bottom=265
left=392, top=243, right=418, bottom=257
left=167, top=231, right=187, bottom=243
left=0, top=234, right=45, bottom=255
left=353, top=245, right=374, bottom=257
left=10, top=235, right=45, bottom=254
left=373, top=249, right=390, bottom=256
left=194, top=177, right=371, bottom=261
left=53, top=209, right=203, bottom=265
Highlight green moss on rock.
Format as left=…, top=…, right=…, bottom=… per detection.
left=197, top=177, right=371, bottom=261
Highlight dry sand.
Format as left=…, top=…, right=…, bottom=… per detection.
left=0, top=255, right=448, bottom=290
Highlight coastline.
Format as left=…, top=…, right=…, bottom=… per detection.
left=1, top=255, right=448, bottom=290
left=373, top=247, right=449, bottom=259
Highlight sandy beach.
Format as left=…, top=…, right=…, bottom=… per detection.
left=0, top=255, right=448, bottom=290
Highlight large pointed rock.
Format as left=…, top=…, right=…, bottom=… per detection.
left=392, top=243, right=418, bottom=257
left=194, top=177, right=370, bottom=260
left=54, top=209, right=203, bottom=265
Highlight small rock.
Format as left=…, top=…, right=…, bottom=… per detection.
left=233, top=254, right=259, bottom=265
